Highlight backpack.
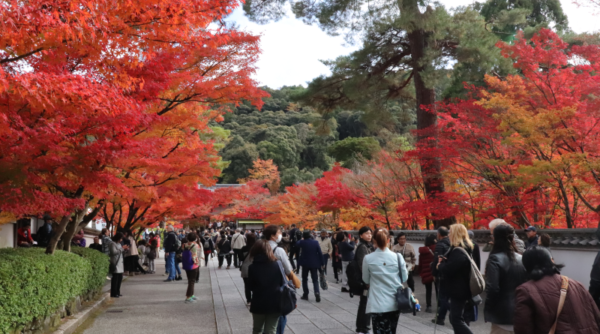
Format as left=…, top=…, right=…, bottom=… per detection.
left=174, top=235, right=182, bottom=249
left=182, top=245, right=195, bottom=270
left=204, top=238, right=210, bottom=249
left=454, top=247, right=485, bottom=296
left=147, top=248, right=157, bottom=260
left=292, top=229, right=302, bottom=244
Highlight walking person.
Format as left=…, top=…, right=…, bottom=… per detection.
left=147, top=238, right=157, bottom=273
left=288, top=224, right=301, bottom=271
left=182, top=233, right=200, bottom=303
left=264, top=225, right=295, bottom=334
left=297, top=231, right=324, bottom=302
left=362, top=228, right=408, bottom=334
left=391, top=232, right=416, bottom=292
left=174, top=239, right=184, bottom=281
left=201, top=232, right=215, bottom=267
left=331, top=228, right=343, bottom=283
left=164, top=225, right=180, bottom=282
left=484, top=224, right=527, bottom=334
left=232, top=228, right=247, bottom=268
left=337, top=231, right=356, bottom=292
left=437, top=224, right=476, bottom=334
left=354, top=226, right=374, bottom=334
left=248, top=239, right=284, bottom=334
left=317, top=229, right=332, bottom=275
left=109, top=232, right=128, bottom=298
left=514, top=246, right=600, bottom=334
left=217, top=231, right=233, bottom=269
left=241, top=233, right=257, bottom=305
left=431, top=226, right=451, bottom=325
left=418, top=234, right=437, bottom=313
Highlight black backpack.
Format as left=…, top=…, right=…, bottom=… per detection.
left=294, top=229, right=302, bottom=243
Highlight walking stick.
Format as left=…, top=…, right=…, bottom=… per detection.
left=433, top=275, right=442, bottom=334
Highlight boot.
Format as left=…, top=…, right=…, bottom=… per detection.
left=315, top=294, right=321, bottom=303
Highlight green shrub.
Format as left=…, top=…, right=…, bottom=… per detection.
left=71, top=247, right=109, bottom=294
left=0, top=248, right=90, bottom=333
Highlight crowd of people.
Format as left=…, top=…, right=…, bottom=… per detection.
left=14, top=215, right=600, bottom=334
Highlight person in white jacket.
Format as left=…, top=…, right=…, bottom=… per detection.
left=232, top=228, right=247, bottom=268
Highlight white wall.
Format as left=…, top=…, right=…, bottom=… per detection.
left=408, top=240, right=598, bottom=289
left=0, top=223, right=15, bottom=248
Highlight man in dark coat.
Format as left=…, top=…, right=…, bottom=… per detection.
left=524, top=226, right=539, bottom=249
left=431, top=226, right=451, bottom=326
left=297, top=231, right=324, bottom=302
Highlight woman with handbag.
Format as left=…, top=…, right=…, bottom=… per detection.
left=362, top=228, right=408, bottom=334
left=514, top=246, right=600, bottom=334
left=109, top=232, right=128, bottom=298
left=437, top=224, right=474, bottom=334
left=248, top=239, right=283, bottom=334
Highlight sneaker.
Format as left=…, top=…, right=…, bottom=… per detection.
left=185, top=298, right=196, bottom=304
left=425, top=306, right=432, bottom=313
left=300, top=295, right=309, bottom=301
left=175, top=276, right=183, bottom=281
left=341, top=287, right=349, bottom=293
left=315, top=294, right=321, bottom=303
left=191, top=296, right=197, bottom=301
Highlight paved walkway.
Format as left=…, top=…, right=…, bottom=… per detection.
left=82, top=254, right=491, bottom=334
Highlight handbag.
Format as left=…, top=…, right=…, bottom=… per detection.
left=276, top=260, right=297, bottom=316
left=549, top=276, right=569, bottom=334
left=394, top=253, right=414, bottom=313
left=320, top=272, right=328, bottom=290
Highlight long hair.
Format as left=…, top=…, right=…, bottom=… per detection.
left=491, top=224, right=517, bottom=261
left=373, top=228, right=389, bottom=250
left=449, top=224, right=473, bottom=249
left=425, top=234, right=437, bottom=247
left=246, top=233, right=257, bottom=249
left=250, top=239, right=277, bottom=262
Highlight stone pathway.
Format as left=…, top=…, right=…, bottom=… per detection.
left=81, top=253, right=491, bottom=334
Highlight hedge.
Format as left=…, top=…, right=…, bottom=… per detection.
left=0, top=247, right=108, bottom=333
left=71, top=247, right=110, bottom=293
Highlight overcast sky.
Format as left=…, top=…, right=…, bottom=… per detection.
left=226, top=0, right=599, bottom=89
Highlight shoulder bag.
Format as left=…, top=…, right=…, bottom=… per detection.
left=549, top=276, right=569, bottom=334
left=395, top=253, right=415, bottom=313
left=276, top=260, right=297, bottom=316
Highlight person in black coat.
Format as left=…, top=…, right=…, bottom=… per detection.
left=437, top=224, right=475, bottom=334
left=248, top=239, right=284, bottom=334
left=484, top=224, right=527, bottom=332
left=431, top=226, right=451, bottom=325
left=296, top=231, right=324, bottom=302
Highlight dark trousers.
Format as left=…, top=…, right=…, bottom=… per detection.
left=302, top=267, right=320, bottom=296
left=319, top=254, right=330, bottom=275
left=124, top=256, right=134, bottom=272
left=110, top=273, right=123, bottom=297
left=289, top=246, right=299, bottom=270
left=356, top=293, right=371, bottom=333
left=406, top=271, right=415, bottom=292
left=425, top=281, right=438, bottom=307
left=185, top=268, right=199, bottom=297
left=371, top=310, right=400, bottom=334
left=590, top=279, right=600, bottom=310
left=437, top=286, right=450, bottom=322
left=243, top=277, right=252, bottom=303
left=449, top=298, right=473, bottom=334
left=218, top=253, right=232, bottom=267
left=204, top=251, right=211, bottom=267
left=234, top=249, right=243, bottom=267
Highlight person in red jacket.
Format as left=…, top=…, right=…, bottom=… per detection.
left=17, top=219, right=34, bottom=247
left=418, top=234, right=437, bottom=313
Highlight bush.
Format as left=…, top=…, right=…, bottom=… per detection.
left=0, top=248, right=91, bottom=333
left=71, top=247, right=109, bottom=294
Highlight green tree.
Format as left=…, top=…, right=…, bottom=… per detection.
left=327, top=137, right=381, bottom=168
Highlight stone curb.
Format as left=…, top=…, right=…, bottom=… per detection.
left=53, top=292, right=110, bottom=334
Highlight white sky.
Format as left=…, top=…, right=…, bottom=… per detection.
left=226, top=0, right=599, bottom=88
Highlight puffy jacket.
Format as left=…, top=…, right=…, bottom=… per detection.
left=438, top=246, right=473, bottom=301
left=515, top=274, right=600, bottom=334
left=484, top=252, right=527, bottom=325
left=418, top=245, right=436, bottom=284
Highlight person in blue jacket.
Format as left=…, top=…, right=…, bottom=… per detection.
left=297, top=230, right=324, bottom=302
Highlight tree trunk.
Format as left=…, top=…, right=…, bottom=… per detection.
left=45, top=215, right=72, bottom=254
left=407, top=23, right=455, bottom=228
left=61, top=207, right=87, bottom=252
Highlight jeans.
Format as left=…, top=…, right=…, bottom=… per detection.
left=356, top=293, right=371, bottom=333
left=371, top=310, right=400, bottom=334
left=319, top=254, right=330, bottom=275
left=218, top=253, right=232, bottom=267
left=341, top=261, right=350, bottom=286
left=252, top=313, right=280, bottom=334
left=302, top=267, right=320, bottom=297
left=175, top=260, right=181, bottom=276
left=148, top=259, right=155, bottom=273
left=110, top=273, right=123, bottom=297
left=276, top=315, right=287, bottom=334
left=166, top=252, right=176, bottom=280
left=185, top=268, right=199, bottom=297
left=243, top=277, right=252, bottom=303
left=436, top=286, right=450, bottom=323
left=449, top=298, right=473, bottom=334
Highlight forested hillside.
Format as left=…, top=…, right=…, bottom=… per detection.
left=217, top=86, right=415, bottom=187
